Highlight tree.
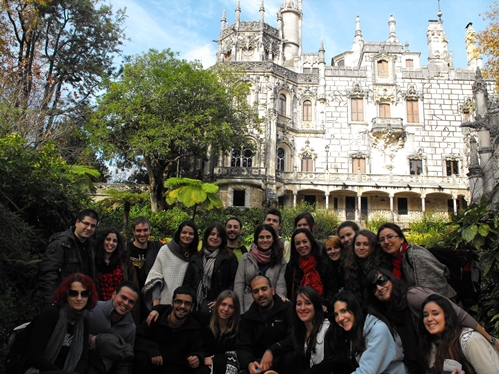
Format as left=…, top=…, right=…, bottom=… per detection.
left=477, top=1, right=499, bottom=83
left=0, top=0, right=126, bottom=147
left=164, top=178, right=223, bottom=221
left=98, top=188, right=149, bottom=231
left=90, top=49, right=259, bottom=212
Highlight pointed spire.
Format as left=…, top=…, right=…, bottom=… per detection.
left=355, top=16, right=362, bottom=39
left=221, top=10, right=226, bottom=31
left=298, top=0, right=303, bottom=11
left=235, top=0, right=241, bottom=24
left=387, top=15, right=399, bottom=43
left=259, top=0, right=265, bottom=26
left=319, top=38, right=325, bottom=63
left=437, top=0, right=443, bottom=23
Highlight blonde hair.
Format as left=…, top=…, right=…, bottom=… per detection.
left=209, top=290, right=241, bottom=338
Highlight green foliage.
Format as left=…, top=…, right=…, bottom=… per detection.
left=405, top=212, right=451, bottom=248
left=364, top=213, right=391, bottom=233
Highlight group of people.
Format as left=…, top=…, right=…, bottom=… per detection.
left=22, top=208, right=499, bottom=374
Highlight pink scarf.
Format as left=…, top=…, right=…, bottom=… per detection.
left=250, top=243, right=272, bottom=265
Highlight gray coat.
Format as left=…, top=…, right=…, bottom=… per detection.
left=234, top=252, right=287, bottom=313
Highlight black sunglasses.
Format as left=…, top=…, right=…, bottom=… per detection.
left=373, top=275, right=389, bottom=289
left=68, top=290, right=90, bottom=298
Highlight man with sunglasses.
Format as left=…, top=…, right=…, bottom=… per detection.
left=86, top=281, right=140, bottom=374
left=38, top=209, right=99, bottom=305
left=134, top=286, right=209, bottom=374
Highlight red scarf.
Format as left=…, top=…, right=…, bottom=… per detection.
left=392, top=241, right=409, bottom=279
left=298, top=256, right=323, bottom=296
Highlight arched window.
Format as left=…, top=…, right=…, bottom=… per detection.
left=278, top=94, right=287, bottom=116
left=303, top=100, right=312, bottom=121
left=301, top=154, right=313, bottom=172
left=377, top=60, right=388, bottom=77
left=231, top=147, right=253, bottom=167
left=277, top=147, right=285, bottom=171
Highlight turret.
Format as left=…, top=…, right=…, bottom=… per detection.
left=465, top=23, right=483, bottom=71
left=279, top=0, right=302, bottom=67
left=259, top=0, right=265, bottom=28
left=387, top=15, right=399, bottom=43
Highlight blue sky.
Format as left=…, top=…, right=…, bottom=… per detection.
left=107, top=0, right=492, bottom=69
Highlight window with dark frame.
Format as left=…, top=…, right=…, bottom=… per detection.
left=409, top=159, right=422, bottom=175
left=446, top=160, right=459, bottom=176
left=278, top=94, right=287, bottom=116
left=303, top=100, right=312, bottom=121
left=231, top=148, right=253, bottom=167
left=277, top=147, right=285, bottom=171
left=233, top=190, right=245, bottom=207
left=398, top=198, right=408, bottom=215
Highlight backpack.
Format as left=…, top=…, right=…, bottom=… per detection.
left=4, top=321, right=32, bottom=374
left=428, top=247, right=481, bottom=310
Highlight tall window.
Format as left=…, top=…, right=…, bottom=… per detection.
left=377, top=60, right=389, bottom=77
left=407, top=100, right=419, bottom=123
left=277, top=147, right=285, bottom=171
left=409, top=159, right=422, bottom=175
left=301, top=155, right=313, bottom=172
left=446, top=160, right=459, bottom=176
left=405, top=59, right=414, bottom=67
left=379, top=103, right=391, bottom=117
left=351, top=98, right=364, bottom=121
left=231, top=148, right=253, bottom=167
left=278, top=94, right=287, bottom=116
left=233, top=190, right=245, bottom=207
left=303, top=100, right=312, bottom=121
left=352, top=158, right=366, bottom=173
left=398, top=198, right=408, bottom=215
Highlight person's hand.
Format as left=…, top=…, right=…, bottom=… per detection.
left=146, top=310, right=159, bottom=326
left=187, top=355, right=200, bottom=368
left=280, top=295, right=290, bottom=302
left=248, top=361, right=261, bottom=374
left=322, top=304, right=328, bottom=313
left=208, top=301, right=216, bottom=310
left=89, top=335, right=97, bottom=350
left=451, top=370, right=465, bottom=374
left=204, top=356, right=213, bottom=366
left=151, top=356, right=163, bottom=366
left=260, top=350, right=273, bottom=371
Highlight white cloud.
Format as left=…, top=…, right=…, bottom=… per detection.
left=184, top=43, right=218, bottom=68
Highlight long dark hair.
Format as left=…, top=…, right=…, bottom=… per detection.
left=376, top=222, right=406, bottom=243
left=343, top=230, right=385, bottom=295
left=253, top=224, right=283, bottom=267
left=294, top=212, right=316, bottom=233
left=95, top=227, right=127, bottom=265
left=418, top=294, right=475, bottom=374
left=201, top=222, right=228, bottom=254
left=289, top=228, right=322, bottom=267
left=173, top=220, right=199, bottom=256
left=328, top=290, right=397, bottom=363
left=292, top=287, right=325, bottom=358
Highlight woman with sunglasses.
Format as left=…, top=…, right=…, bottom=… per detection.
left=20, top=273, right=98, bottom=374
left=365, top=268, right=499, bottom=373
left=376, top=222, right=457, bottom=299
left=234, top=224, right=287, bottom=313
left=321, top=236, right=344, bottom=289
left=419, top=294, right=499, bottom=374
left=342, top=230, right=389, bottom=297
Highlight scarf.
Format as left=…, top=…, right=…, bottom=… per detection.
left=299, top=256, right=323, bottom=296
left=196, top=248, right=220, bottom=308
left=392, top=241, right=409, bottom=279
left=97, top=253, right=120, bottom=273
left=26, top=303, right=85, bottom=374
left=249, top=243, right=272, bottom=265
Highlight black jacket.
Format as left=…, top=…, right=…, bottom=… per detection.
left=135, top=306, right=206, bottom=370
left=38, top=227, right=97, bottom=305
left=235, top=295, right=291, bottom=370
left=183, top=250, right=238, bottom=302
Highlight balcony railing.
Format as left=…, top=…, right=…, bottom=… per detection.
left=371, top=117, right=404, bottom=136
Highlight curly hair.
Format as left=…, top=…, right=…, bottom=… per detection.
left=95, top=227, right=127, bottom=265
left=289, top=228, right=322, bottom=267
left=53, top=273, right=98, bottom=310
left=253, top=224, right=283, bottom=267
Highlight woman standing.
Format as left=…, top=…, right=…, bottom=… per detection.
left=183, top=222, right=238, bottom=311
left=343, top=230, right=389, bottom=296
left=285, top=228, right=338, bottom=310
left=95, top=227, right=138, bottom=301
left=321, top=235, right=344, bottom=289
left=143, top=220, right=199, bottom=308
left=419, top=294, right=499, bottom=374
left=234, top=224, right=287, bottom=313
left=337, top=221, right=359, bottom=253
left=21, top=273, right=98, bottom=374
left=377, top=222, right=456, bottom=299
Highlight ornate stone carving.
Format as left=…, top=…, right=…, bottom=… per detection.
left=299, top=140, right=316, bottom=159
left=374, top=85, right=397, bottom=104
left=401, top=84, right=423, bottom=100
left=347, top=83, right=367, bottom=98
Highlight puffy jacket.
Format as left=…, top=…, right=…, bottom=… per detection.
left=38, top=227, right=97, bottom=305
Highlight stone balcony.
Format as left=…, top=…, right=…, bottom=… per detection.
left=371, top=117, right=404, bottom=136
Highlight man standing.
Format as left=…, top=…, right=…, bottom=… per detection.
left=225, top=217, right=247, bottom=260
left=263, top=208, right=291, bottom=261
left=86, top=281, right=139, bottom=374
left=39, top=209, right=99, bottom=305
left=134, top=286, right=209, bottom=374
left=236, top=275, right=292, bottom=374
left=127, top=216, right=162, bottom=321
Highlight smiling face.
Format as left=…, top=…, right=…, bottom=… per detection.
left=264, top=214, right=282, bottom=234
left=334, top=301, right=355, bottom=332
left=354, top=234, right=372, bottom=259
left=294, top=232, right=312, bottom=259
left=67, top=281, right=89, bottom=311
left=112, top=286, right=138, bottom=316
left=373, top=274, right=392, bottom=302
left=326, top=244, right=342, bottom=262
left=103, top=233, right=118, bottom=255
left=217, top=297, right=235, bottom=321
left=339, top=227, right=356, bottom=251
left=225, top=219, right=242, bottom=241
left=74, top=216, right=97, bottom=242
left=207, top=228, right=222, bottom=251
left=132, top=223, right=151, bottom=246
left=423, top=301, right=446, bottom=337
left=378, top=228, right=403, bottom=258
left=257, top=229, right=274, bottom=251
left=171, top=294, right=193, bottom=323
left=296, top=293, right=315, bottom=325
left=179, top=226, right=195, bottom=248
